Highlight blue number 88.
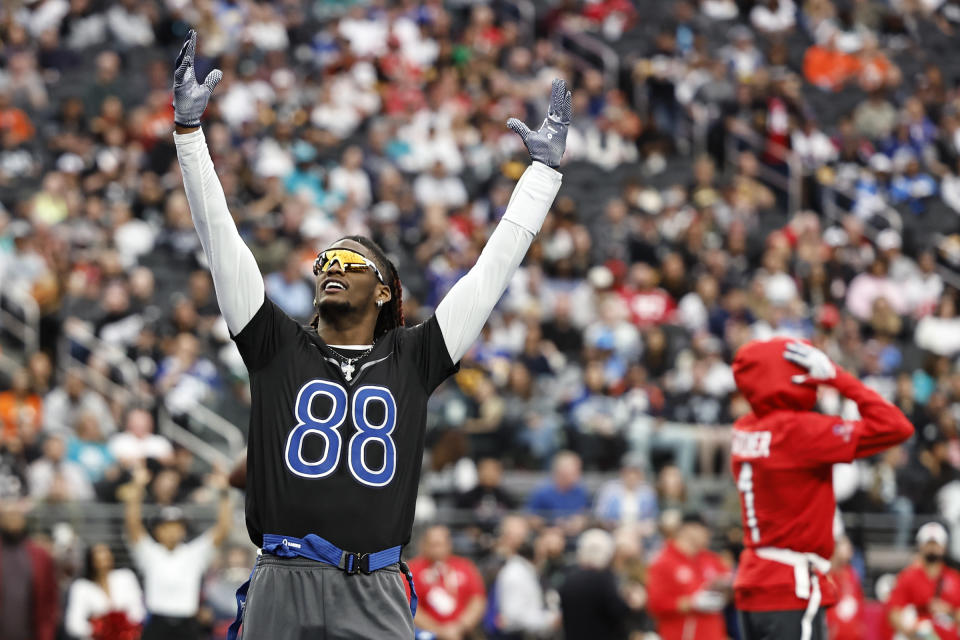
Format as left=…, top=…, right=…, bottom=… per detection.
left=284, top=380, right=397, bottom=486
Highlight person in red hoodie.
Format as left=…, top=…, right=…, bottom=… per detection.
left=647, top=513, right=732, bottom=640
left=731, top=337, right=913, bottom=640
left=0, top=500, right=59, bottom=640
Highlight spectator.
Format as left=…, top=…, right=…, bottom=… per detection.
left=558, top=528, right=642, bottom=640
left=845, top=258, right=910, bottom=321
left=456, top=458, right=517, bottom=533
left=0, top=367, right=42, bottom=443
left=826, top=535, right=866, bottom=640
left=108, top=408, right=174, bottom=469
left=888, top=522, right=960, bottom=639
left=620, top=262, right=676, bottom=328
left=890, top=155, right=938, bottom=215
left=27, top=433, right=94, bottom=501
left=122, top=466, right=233, bottom=640
left=155, top=333, right=220, bottom=417
left=105, top=0, right=155, bottom=48
left=646, top=513, right=731, bottom=640
left=854, top=91, right=898, bottom=141
left=264, top=254, right=314, bottom=321
left=42, top=368, right=115, bottom=435
left=915, top=293, right=960, bottom=356
left=66, top=411, right=116, bottom=484
left=0, top=501, right=58, bottom=640
left=0, top=434, right=29, bottom=499
left=803, top=33, right=860, bottom=92
left=568, top=359, right=629, bottom=470
left=0, top=89, right=35, bottom=145
left=491, top=515, right=560, bottom=637
left=65, top=543, right=145, bottom=639
left=202, top=545, right=256, bottom=636
left=328, top=145, right=372, bottom=209
left=750, top=0, right=797, bottom=35
left=414, top=161, right=468, bottom=208
left=526, top=451, right=590, bottom=524
left=720, top=26, right=762, bottom=82
left=593, top=453, right=658, bottom=532
left=408, top=525, right=487, bottom=640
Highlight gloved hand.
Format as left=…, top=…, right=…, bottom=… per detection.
left=507, top=78, right=572, bottom=169
left=783, top=341, right=837, bottom=384
left=172, top=30, right=222, bottom=128
left=690, top=590, right=726, bottom=612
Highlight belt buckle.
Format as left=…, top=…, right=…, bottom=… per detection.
left=345, top=552, right=369, bottom=575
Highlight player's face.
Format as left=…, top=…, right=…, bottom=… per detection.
left=314, top=239, right=391, bottom=316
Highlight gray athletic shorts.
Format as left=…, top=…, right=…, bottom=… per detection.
left=738, top=608, right=828, bottom=640
left=240, top=554, right=415, bottom=640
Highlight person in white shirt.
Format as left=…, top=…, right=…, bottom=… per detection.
left=122, top=466, right=232, bottom=640
left=750, top=0, right=797, bottom=34
left=413, top=160, right=469, bottom=208
left=493, top=515, right=560, bottom=637
left=65, top=543, right=145, bottom=639
left=42, top=368, right=115, bottom=435
left=328, top=145, right=373, bottom=208
left=27, top=433, right=94, bottom=502
left=108, top=408, right=174, bottom=469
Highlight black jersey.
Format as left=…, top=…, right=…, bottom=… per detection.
left=233, top=298, right=458, bottom=552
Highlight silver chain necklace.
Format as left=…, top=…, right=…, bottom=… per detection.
left=332, top=345, right=374, bottom=381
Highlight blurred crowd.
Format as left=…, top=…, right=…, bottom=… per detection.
left=1, top=0, right=960, bottom=638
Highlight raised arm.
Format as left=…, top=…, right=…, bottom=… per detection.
left=784, top=342, right=914, bottom=458
left=172, top=31, right=264, bottom=335
left=121, top=466, right=150, bottom=544
left=208, top=470, right=234, bottom=546
left=436, top=79, right=571, bottom=363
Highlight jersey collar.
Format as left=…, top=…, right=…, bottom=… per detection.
left=305, top=328, right=391, bottom=386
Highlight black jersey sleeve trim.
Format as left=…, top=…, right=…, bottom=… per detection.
left=231, top=296, right=304, bottom=373
left=399, top=315, right=460, bottom=394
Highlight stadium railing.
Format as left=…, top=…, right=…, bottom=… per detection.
left=29, top=498, right=927, bottom=601
left=0, top=283, right=40, bottom=368
left=723, top=118, right=960, bottom=290
left=723, top=121, right=804, bottom=217
left=59, top=318, right=148, bottom=408
left=552, top=26, right=620, bottom=89
left=55, top=315, right=245, bottom=470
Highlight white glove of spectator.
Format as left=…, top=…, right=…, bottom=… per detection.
left=690, top=590, right=726, bottom=613
left=172, top=30, right=222, bottom=128
left=783, top=341, right=837, bottom=385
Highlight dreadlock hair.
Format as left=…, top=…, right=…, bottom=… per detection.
left=310, top=235, right=404, bottom=341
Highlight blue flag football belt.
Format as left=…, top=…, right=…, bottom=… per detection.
left=226, top=533, right=418, bottom=640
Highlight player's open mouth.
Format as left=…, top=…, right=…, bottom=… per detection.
left=323, top=280, right=347, bottom=293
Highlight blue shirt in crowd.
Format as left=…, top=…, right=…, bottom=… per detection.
left=526, top=483, right=590, bottom=521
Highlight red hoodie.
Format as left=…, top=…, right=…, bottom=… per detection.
left=0, top=538, right=59, bottom=640
left=647, top=541, right=730, bottom=640
left=730, top=338, right=913, bottom=611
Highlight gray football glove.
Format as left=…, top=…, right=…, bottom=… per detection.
left=172, top=30, right=222, bottom=128
left=507, top=78, right=572, bottom=169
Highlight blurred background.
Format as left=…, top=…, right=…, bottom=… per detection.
left=0, top=0, right=959, bottom=638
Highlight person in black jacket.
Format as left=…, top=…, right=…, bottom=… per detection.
left=558, top=528, right=644, bottom=640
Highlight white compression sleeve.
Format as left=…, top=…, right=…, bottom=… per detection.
left=435, top=161, right=562, bottom=363
left=174, top=129, right=265, bottom=335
